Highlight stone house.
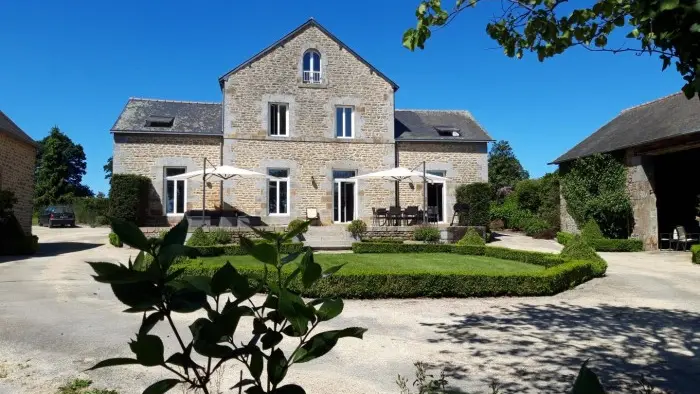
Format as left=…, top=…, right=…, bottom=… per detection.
left=0, top=110, right=38, bottom=234
left=553, top=92, right=700, bottom=250
left=112, top=19, right=492, bottom=226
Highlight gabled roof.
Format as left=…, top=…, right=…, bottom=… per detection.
left=111, top=98, right=222, bottom=135
left=553, top=92, right=700, bottom=164
left=0, top=110, right=38, bottom=147
left=218, top=18, right=399, bottom=91
left=394, top=110, right=493, bottom=142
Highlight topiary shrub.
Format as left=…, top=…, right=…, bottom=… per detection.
left=413, top=225, right=440, bottom=243
left=557, top=232, right=575, bottom=246
left=186, top=227, right=213, bottom=247
left=209, top=228, right=232, bottom=245
left=347, top=219, right=368, bottom=239
left=457, top=228, right=485, bottom=246
left=560, top=235, right=604, bottom=263
left=514, top=179, right=542, bottom=213
left=287, top=219, right=308, bottom=236
left=581, top=219, right=604, bottom=240
left=108, top=232, right=123, bottom=248
left=109, top=174, right=150, bottom=225
left=456, top=182, right=491, bottom=226
left=692, top=245, right=700, bottom=264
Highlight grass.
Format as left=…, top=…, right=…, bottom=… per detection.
left=185, top=252, right=545, bottom=274
left=57, top=379, right=118, bottom=394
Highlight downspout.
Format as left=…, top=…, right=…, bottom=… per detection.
left=220, top=85, right=225, bottom=210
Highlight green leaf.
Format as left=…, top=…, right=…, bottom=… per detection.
left=278, top=289, right=309, bottom=336
left=158, top=244, right=186, bottom=269
left=162, top=218, right=188, bottom=246
left=572, top=361, right=605, bottom=394
left=181, top=275, right=212, bottom=296
left=299, top=250, right=322, bottom=288
left=110, top=217, right=150, bottom=251
left=261, top=331, right=283, bottom=350
left=217, top=304, right=251, bottom=336
left=316, top=298, right=343, bottom=322
left=252, top=318, right=267, bottom=335
left=89, top=262, right=147, bottom=284
left=249, top=242, right=279, bottom=266
left=281, top=251, right=303, bottom=265
left=267, top=348, right=288, bottom=387
left=129, top=335, right=165, bottom=366
left=322, top=263, right=346, bottom=278
left=283, top=220, right=310, bottom=242
left=133, top=251, right=147, bottom=271
left=211, top=262, right=235, bottom=295
left=272, top=385, right=306, bottom=394
left=247, top=226, right=281, bottom=242
left=284, top=267, right=301, bottom=287
left=660, top=0, right=679, bottom=11
left=169, top=287, right=207, bottom=313
left=165, top=352, right=202, bottom=370
left=230, top=379, right=256, bottom=390
left=292, top=327, right=367, bottom=364
left=86, top=358, right=139, bottom=370
left=143, top=379, right=181, bottom=394
left=249, top=348, right=263, bottom=380
left=139, top=311, right=165, bottom=336
left=111, top=281, right=160, bottom=310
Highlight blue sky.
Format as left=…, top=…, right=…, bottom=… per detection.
left=0, top=0, right=681, bottom=194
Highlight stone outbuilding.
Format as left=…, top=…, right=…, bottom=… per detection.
left=0, top=110, right=38, bottom=234
left=553, top=92, right=700, bottom=250
left=112, top=19, right=493, bottom=226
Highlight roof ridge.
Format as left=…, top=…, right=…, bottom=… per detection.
left=129, top=97, right=221, bottom=105
left=620, top=91, right=682, bottom=113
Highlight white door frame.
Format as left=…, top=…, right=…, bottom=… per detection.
left=333, top=178, right=358, bottom=223
left=427, top=171, right=447, bottom=223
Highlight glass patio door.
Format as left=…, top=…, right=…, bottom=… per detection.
left=333, top=170, right=356, bottom=223
left=427, top=170, right=446, bottom=222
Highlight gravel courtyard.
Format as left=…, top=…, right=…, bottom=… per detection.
left=0, top=228, right=699, bottom=393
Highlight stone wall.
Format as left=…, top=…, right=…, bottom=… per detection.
left=560, top=191, right=579, bottom=234
left=396, top=141, right=488, bottom=222
left=113, top=134, right=222, bottom=220
left=626, top=150, right=657, bottom=250
left=0, top=133, right=36, bottom=234
left=228, top=139, right=395, bottom=225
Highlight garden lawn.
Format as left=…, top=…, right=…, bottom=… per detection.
left=182, top=253, right=544, bottom=275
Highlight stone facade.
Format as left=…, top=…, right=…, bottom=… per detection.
left=0, top=133, right=36, bottom=234
left=113, top=134, right=222, bottom=221
left=222, top=24, right=397, bottom=225
left=396, top=141, right=488, bottom=223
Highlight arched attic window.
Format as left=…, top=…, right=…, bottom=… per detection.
left=302, top=50, right=322, bottom=84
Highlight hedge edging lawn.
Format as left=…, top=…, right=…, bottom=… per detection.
left=556, top=232, right=643, bottom=252
left=351, top=242, right=565, bottom=268
left=174, top=258, right=605, bottom=298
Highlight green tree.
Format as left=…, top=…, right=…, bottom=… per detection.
left=35, top=126, right=92, bottom=208
left=488, top=140, right=529, bottom=190
left=404, top=0, right=700, bottom=98
left=103, top=156, right=113, bottom=180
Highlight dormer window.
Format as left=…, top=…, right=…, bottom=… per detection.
left=435, top=126, right=461, bottom=137
left=145, top=116, right=174, bottom=128
left=302, top=50, right=321, bottom=84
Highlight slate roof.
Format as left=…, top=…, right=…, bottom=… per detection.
left=110, top=98, right=222, bottom=135
left=0, top=110, right=38, bottom=147
left=553, top=92, right=700, bottom=164
left=218, top=18, right=399, bottom=91
left=395, top=110, right=493, bottom=142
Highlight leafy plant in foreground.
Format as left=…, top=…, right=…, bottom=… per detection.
left=88, top=217, right=365, bottom=394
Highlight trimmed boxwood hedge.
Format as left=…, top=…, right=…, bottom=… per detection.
left=692, top=245, right=700, bottom=264
left=189, top=242, right=305, bottom=257
left=556, top=231, right=643, bottom=252
left=175, top=258, right=605, bottom=299
left=352, top=242, right=565, bottom=268
left=109, top=174, right=150, bottom=225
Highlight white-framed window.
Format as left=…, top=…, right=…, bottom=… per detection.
left=268, top=168, right=289, bottom=215
left=302, top=50, right=322, bottom=84
left=269, top=103, right=289, bottom=136
left=335, top=106, right=354, bottom=138
left=164, top=167, right=187, bottom=215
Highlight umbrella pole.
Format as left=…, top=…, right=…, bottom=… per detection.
left=395, top=180, right=400, bottom=209
left=423, top=161, right=427, bottom=224
left=202, top=157, right=206, bottom=228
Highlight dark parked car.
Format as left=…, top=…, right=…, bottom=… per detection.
left=38, top=205, right=75, bottom=228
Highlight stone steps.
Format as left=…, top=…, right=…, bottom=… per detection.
left=303, top=225, right=354, bottom=250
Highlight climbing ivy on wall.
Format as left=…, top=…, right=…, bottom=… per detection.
left=561, top=154, right=632, bottom=239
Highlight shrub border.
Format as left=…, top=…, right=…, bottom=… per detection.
left=556, top=232, right=643, bottom=252
left=692, top=245, right=700, bottom=264
left=189, top=242, right=304, bottom=257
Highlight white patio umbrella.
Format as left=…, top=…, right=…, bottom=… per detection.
left=349, top=166, right=448, bottom=218
left=165, top=159, right=274, bottom=224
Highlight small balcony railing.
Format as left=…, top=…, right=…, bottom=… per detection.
left=303, top=71, right=322, bottom=84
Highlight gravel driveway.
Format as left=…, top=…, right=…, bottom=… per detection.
left=0, top=228, right=698, bottom=393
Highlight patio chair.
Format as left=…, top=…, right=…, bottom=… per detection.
left=659, top=231, right=673, bottom=250
left=306, top=208, right=320, bottom=226
left=404, top=206, right=420, bottom=225
left=373, top=208, right=388, bottom=226
left=426, top=206, right=439, bottom=224
left=388, top=206, right=403, bottom=226
left=450, top=203, right=469, bottom=226
left=672, top=225, right=698, bottom=251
